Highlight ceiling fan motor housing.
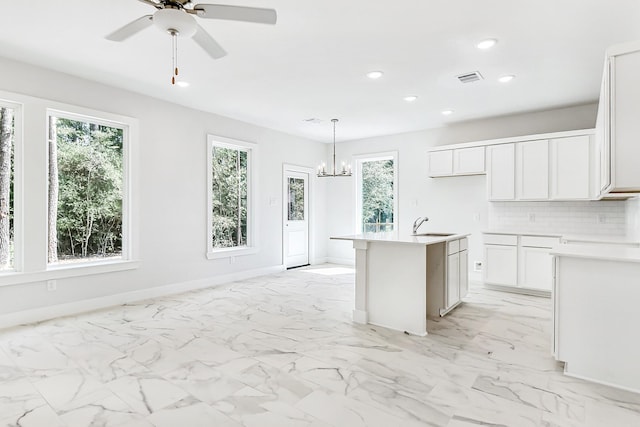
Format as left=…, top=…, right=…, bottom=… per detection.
left=153, top=8, right=197, bottom=37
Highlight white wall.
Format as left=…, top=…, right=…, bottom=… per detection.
left=0, top=56, right=328, bottom=317
left=326, top=103, right=599, bottom=279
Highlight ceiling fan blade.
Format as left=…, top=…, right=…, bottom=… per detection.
left=192, top=24, right=227, bottom=59
left=192, top=4, right=277, bottom=25
left=106, top=15, right=153, bottom=41
left=137, top=0, right=162, bottom=8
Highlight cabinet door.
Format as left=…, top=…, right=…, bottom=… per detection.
left=483, top=244, right=517, bottom=286
left=516, top=140, right=549, bottom=200
left=453, top=147, right=485, bottom=175
left=612, top=51, right=640, bottom=191
left=447, top=252, right=460, bottom=308
left=486, top=144, right=515, bottom=200
left=519, top=246, right=553, bottom=291
left=428, top=150, right=453, bottom=177
left=459, top=249, right=468, bottom=299
left=550, top=135, right=592, bottom=200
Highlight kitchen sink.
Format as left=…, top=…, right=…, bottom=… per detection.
left=414, top=232, right=454, bottom=237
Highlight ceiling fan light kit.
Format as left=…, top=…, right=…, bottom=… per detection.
left=153, top=8, right=197, bottom=37
left=106, top=0, right=277, bottom=84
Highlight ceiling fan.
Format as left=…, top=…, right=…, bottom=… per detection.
left=106, top=0, right=277, bottom=63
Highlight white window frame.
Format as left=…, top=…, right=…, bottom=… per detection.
left=206, top=135, right=259, bottom=259
left=0, top=91, right=139, bottom=287
left=0, top=99, right=23, bottom=274
left=45, top=108, right=134, bottom=270
left=354, top=151, right=399, bottom=234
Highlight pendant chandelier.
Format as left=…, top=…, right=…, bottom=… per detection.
left=317, top=119, right=352, bottom=177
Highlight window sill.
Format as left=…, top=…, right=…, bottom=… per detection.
left=0, top=259, right=140, bottom=287
left=206, top=247, right=259, bottom=260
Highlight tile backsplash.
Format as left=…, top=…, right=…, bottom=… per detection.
left=488, top=201, right=627, bottom=236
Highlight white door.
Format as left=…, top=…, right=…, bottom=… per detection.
left=284, top=171, right=309, bottom=268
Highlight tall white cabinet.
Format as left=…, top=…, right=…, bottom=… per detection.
left=597, top=40, right=640, bottom=195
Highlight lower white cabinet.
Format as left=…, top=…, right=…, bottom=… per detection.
left=484, top=243, right=518, bottom=286
left=484, top=233, right=559, bottom=294
left=443, top=238, right=468, bottom=314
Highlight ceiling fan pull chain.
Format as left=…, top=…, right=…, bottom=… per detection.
left=175, top=33, right=179, bottom=77
left=171, top=30, right=176, bottom=85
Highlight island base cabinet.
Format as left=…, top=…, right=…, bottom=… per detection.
left=459, top=249, right=468, bottom=298
left=554, top=256, right=640, bottom=392
left=446, top=253, right=460, bottom=308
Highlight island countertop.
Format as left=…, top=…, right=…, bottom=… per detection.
left=331, top=232, right=470, bottom=246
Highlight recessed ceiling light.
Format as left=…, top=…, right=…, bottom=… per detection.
left=366, top=71, right=384, bottom=80
left=176, top=81, right=190, bottom=88
left=404, top=95, right=418, bottom=102
left=441, top=109, right=454, bottom=116
left=477, top=38, right=498, bottom=50
left=498, top=75, right=515, bottom=83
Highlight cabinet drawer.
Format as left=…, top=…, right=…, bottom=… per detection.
left=459, top=237, right=468, bottom=251
left=521, top=235, right=560, bottom=248
left=483, top=233, right=518, bottom=246
left=447, top=240, right=460, bottom=255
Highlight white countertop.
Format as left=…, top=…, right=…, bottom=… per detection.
left=551, top=244, right=640, bottom=263
left=483, top=230, right=640, bottom=245
left=331, top=232, right=470, bottom=246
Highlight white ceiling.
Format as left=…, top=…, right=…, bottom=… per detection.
left=1, top=0, right=640, bottom=142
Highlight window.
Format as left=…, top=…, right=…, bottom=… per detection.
left=288, top=177, right=305, bottom=221
left=207, top=135, right=257, bottom=258
left=0, top=104, right=16, bottom=271
left=47, top=111, right=127, bottom=265
left=355, top=152, right=398, bottom=233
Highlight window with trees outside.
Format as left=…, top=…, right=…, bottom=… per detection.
left=47, top=112, right=126, bottom=265
left=356, top=152, right=398, bottom=233
left=0, top=105, right=16, bottom=271
left=207, top=135, right=256, bottom=258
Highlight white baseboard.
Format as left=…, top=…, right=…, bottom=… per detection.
left=0, top=264, right=285, bottom=330
left=310, top=257, right=328, bottom=265
left=327, top=256, right=355, bottom=266
left=352, top=309, right=368, bottom=324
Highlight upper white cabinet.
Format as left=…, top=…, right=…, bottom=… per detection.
left=597, top=41, right=640, bottom=196
left=453, top=147, right=485, bottom=175
left=428, top=150, right=453, bottom=177
left=516, top=140, right=549, bottom=200
left=550, top=135, right=593, bottom=200
left=428, top=146, right=485, bottom=177
left=486, top=144, right=515, bottom=201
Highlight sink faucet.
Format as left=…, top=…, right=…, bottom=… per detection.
left=412, top=216, right=429, bottom=234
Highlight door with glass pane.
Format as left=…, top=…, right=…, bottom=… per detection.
left=284, top=171, right=309, bottom=268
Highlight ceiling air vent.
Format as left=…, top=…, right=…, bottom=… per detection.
left=457, top=71, right=484, bottom=83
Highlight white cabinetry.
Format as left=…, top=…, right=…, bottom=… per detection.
left=516, top=140, right=549, bottom=200
left=442, top=238, right=468, bottom=315
left=483, top=234, right=518, bottom=286
left=597, top=41, right=640, bottom=196
left=550, top=135, right=592, bottom=200
left=486, top=144, right=515, bottom=200
left=484, top=233, right=559, bottom=294
left=428, top=150, right=453, bottom=177
left=428, top=147, right=485, bottom=177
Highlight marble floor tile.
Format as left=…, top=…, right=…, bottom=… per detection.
left=0, top=264, right=639, bottom=426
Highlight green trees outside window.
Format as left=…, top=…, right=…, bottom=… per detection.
left=48, top=116, right=124, bottom=264
left=211, top=145, right=248, bottom=249
left=361, top=159, right=394, bottom=233
left=0, top=107, right=15, bottom=270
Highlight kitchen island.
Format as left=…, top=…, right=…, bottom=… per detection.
left=331, top=232, right=470, bottom=336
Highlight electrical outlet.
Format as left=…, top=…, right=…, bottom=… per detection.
left=473, top=213, right=480, bottom=222
left=230, top=256, right=236, bottom=265
left=598, top=214, right=606, bottom=224
left=528, top=213, right=536, bottom=222
left=47, top=280, right=57, bottom=291
left=474, top=261, right=482, bottom=272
